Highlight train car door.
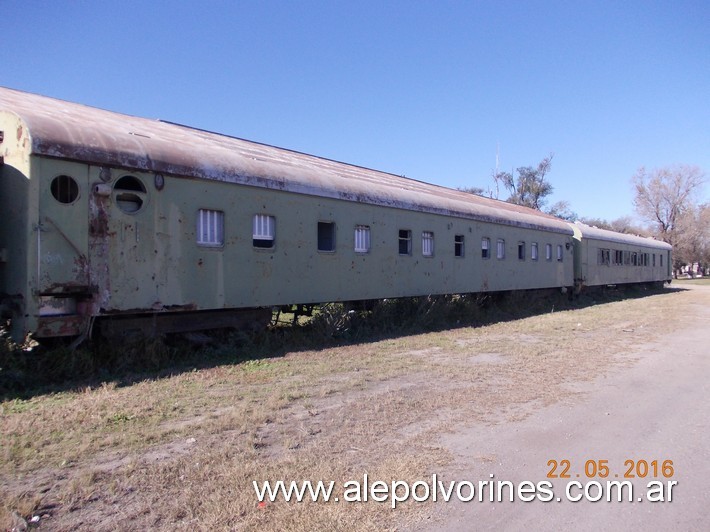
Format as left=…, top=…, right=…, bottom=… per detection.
left=88, top=170, right=158, bottom=313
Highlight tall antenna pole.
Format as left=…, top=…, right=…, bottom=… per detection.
left=493, top=142, right=500, bottom=199
left=495, top=142, right=500, bottom=176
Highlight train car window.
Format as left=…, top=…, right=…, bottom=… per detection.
left=624, top=251, right=631, bottom=265
left=531, top=242, right=539, bottom=261
left=253, top=214, right=275, bottom=248
left=518, top=242, right=526, bottom=261
left=614, top=250, right=623, bottom=265
left=496, top=239, right=505, bottom=260
left=481, top=238, right=490, bottom=259
left=399, top=230, right=412, bottom=255
left=318, top=222, right=336, bottom=252
left=50, top=175, right=80, bottom=204
left=354, top=225, right=371, bottom=253
left=631, top=252, right=638, bottom=266
left=653, top=254, right=656, bottom=267
left=455, top=235, right=464, bottom=257
left=556, top=244, right=563, bottom=262
left=114, top=176, right=146, bottom=213
left=598, top=248, right=610, bottom=266
left=197, top=209, right=224, bottom=247
left=660, top=254, right=663, bottom=267
left=545, top=244, right=552, bottom=261
left=422, top=232, right=434, bottom=257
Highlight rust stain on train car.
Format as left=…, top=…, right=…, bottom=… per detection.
left=36, top=315, right=88, bottom=338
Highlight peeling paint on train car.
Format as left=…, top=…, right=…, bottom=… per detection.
left=0, top=87, right=670, bottom=344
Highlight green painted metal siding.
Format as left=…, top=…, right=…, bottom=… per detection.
left=578, top=238, right=672, bottom=286
left=82, top=168, right=574, bottom=314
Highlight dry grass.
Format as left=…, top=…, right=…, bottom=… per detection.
left=673, top=276, right=710, bottom=285
left=1, top=285, right=705, bottom=530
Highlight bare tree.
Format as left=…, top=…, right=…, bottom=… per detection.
left=458, top=186, right=486, bottom=196
left=673, top=203, right=710, bottom=274
left=632, top=164, right=706, bottom=244
left=608, top=216, right=648, bottom=235
left=578, top=216, right=648, bottom=236
left=493, top=154, right=555, bottom=210
left=547, top=200, right=578, bottom=221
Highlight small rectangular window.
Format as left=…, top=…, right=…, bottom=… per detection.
left=557, top=244, right=563, bottom=262
left=624, top=251, right=631, bottom=265
left=614, top=250, right=623, bottom=265
left=497, top=239, right=505, bottom=260
left=545, top=243, right=552, bottom=261
left=481, top=237, right=490, bottom=259
left=399, top=229, right=412, bottom=255
left=598, top=248, right=610, bottom=266
left=518, top=241, right=525, bottom=261
left=422, top=231, right=434, bottom=257
left=455, top=235, right=464, bottom=257
left=660, top=254, right=663, bottom=267
left=631, top=252, right=638, bottom=266
left=653, top=253, right=656, bottom=267
left=531, top=242, right=538, bottom=261
left=197, top=209, right=224, bottom=247
left=354, top=225, right=371, bottom=253
left=253, top=214, right=275, bottom=248
left=318, top=221, right=336, bottom=252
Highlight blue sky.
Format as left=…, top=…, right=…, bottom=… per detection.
left=3, top=0, right=708, bottom=221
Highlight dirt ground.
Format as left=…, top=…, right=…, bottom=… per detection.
left=421, top=284, right=710, bottom=530
left=2, top=284, right=708, bottom=530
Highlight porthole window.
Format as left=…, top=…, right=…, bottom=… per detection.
left=114, top=175, right=146, bottom=213
left=50, top=175, right=79, bottom=204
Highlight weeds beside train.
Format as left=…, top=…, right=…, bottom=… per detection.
left=0, top=87, right=672, bottom=343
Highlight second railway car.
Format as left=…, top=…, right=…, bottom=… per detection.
left=0, top=87, right=670, bottom=343
left=571, top=222, right=672, bottom=288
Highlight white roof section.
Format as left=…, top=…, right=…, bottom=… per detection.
left=571, top=222, right=672, bottom=250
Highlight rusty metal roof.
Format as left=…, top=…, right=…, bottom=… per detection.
left=571, top=222, right=672, bottom=250
left=0, top=86, right=573, bottom=234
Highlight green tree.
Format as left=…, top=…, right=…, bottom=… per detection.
left=493, top=154, right=554, bottom=210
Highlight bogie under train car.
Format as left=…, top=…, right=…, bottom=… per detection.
left=0, top=87, right=671, bottom=343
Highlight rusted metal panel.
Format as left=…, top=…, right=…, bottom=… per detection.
left=35, top=314, right=88, bottom=338
left=98, top=308, right=271, bottom=339
left=0, top=87, right=572, bottom=235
